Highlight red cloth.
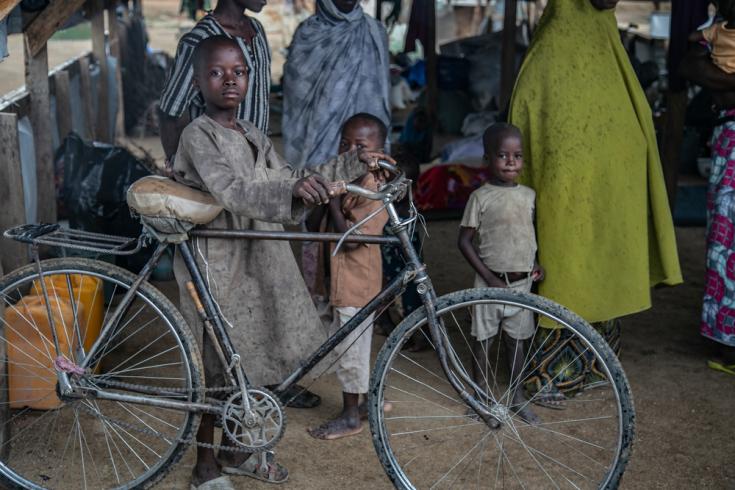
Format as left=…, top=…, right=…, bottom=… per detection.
left=415, top=164, right=490, bottom=211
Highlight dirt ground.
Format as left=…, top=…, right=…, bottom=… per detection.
left=135, top=223, right=732, bottom=490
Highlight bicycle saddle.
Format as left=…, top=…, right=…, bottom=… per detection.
left=127, top=175, right=224, bottom=236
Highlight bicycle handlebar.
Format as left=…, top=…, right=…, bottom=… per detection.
left=331, top=159, right=408, bottom=202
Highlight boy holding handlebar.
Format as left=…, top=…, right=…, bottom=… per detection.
left=308, top=113, right=390, bottom=440
left=173, top=36, right=392, bottom=488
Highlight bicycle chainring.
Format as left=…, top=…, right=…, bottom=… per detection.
left=221, top=387, right=286, bottom=453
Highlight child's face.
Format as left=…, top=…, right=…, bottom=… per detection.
left=484, top=132, right=523, bottom=185
left=338, top=124, right=384, bottom=154
left=194, top=46, right=248, bottom=111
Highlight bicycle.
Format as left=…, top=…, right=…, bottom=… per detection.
left=0, top=161, right=634, bottom=489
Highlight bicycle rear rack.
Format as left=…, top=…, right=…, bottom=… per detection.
left=4, top=224, right=143, bottom=256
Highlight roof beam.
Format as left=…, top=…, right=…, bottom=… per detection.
left=0, top=0, right=21, bottom=22
left=23, top=0, right=86, bottom=57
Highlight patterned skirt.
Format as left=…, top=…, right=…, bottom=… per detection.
left=701, top=110, right=735, bottom=347
left=524, top=320, right=622, bottom=396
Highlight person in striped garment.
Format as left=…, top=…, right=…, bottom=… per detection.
left=159, top=0, right=271, bottom=167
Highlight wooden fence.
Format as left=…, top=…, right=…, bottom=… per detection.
left=0, top=0, right=131, bottom=274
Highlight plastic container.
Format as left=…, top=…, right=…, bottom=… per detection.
left=5, top=296, right=86, bottom=409
left=31, top=274, right=104, bottom=351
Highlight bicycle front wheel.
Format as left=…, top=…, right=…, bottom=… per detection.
left=369, top=288, right=634, bottom=489
left=0, top=258, right=204, bottom=489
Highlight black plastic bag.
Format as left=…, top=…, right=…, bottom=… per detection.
left=55, top=133, right=152, bottom=271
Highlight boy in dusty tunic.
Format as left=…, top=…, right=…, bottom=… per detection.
left=457, top=123, right=545, bottom=426
left=308, top=113, right=388, bottom=440
left=172, top=36, right=391, bottom=489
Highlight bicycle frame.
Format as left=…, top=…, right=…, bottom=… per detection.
left=44, top=199, right=495, bottom=426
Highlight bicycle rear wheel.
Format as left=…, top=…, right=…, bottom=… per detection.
left=0, top=258, right=204, bottom=489
left=369, top=288, right=634, bottom=489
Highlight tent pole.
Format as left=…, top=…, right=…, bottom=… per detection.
left=499, top=0, right=518, bottom=111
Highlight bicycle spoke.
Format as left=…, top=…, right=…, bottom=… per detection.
left=0, top=263, right=200, bottom=488
left=373, top=290, right=631, bottom=490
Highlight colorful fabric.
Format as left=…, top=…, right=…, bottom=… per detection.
left=524, top=319, right=621, bottom=396
left=509, top=0, right=682, bottom=323
left=415, top=164, right=490, bottom=212
left=702, top=110, right=735, bottom=347
left=282, top=0, right=390, bottom=168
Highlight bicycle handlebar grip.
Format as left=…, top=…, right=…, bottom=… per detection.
left=377, top=159, right=400, bottom=174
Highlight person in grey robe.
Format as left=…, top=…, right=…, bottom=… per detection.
left=172, top=35, right=391, bottom=488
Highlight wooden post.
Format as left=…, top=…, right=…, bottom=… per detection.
left=0, top=0, right=22, bottom=22
left=54, top=71, right=73, bottom=143
left=499, top=0, right=518, bottom=110
left=0, top=113, right=28, bottom=273
left=23, top=0, right=87, bottom=58
left=107, top=2, right=126, bottom=140
left=661, top=90, right=687, bottom=208
left=90, top=0, right=110, bottom=142
left=78, top=56, right=96, bottom=140
left=425, top=0, right=438, bottom=125
left=23, top=40, right=56, bottom=223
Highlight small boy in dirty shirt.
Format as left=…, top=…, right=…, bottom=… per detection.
left=171, top=35, right=392, bottom=488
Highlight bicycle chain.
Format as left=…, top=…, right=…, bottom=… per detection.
left=78, top=378, right=274, bottom=453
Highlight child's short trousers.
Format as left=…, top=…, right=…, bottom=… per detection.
left=472, top=274, right=534, bottom=341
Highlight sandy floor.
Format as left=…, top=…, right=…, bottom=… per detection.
left=131, top=223, right=733, bottom=490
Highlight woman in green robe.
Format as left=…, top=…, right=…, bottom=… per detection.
left=509, top=0, right=682, bottom=394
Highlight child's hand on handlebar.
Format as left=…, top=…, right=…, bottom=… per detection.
left=293, top=174, right=335, bottom=205
left=358, top=150, right=395, bottom=173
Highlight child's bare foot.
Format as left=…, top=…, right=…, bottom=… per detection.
left=307, top=410, right=363, bottom=440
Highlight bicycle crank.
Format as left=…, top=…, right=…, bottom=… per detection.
left=221, top=387, right=286, bottom=452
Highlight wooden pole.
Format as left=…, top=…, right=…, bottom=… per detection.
left=425, top=0, right=438, bottom=124
left=499, top=0, right=518, bottom=111
left=78, top=56, right=96, bottom=140
left=0, top=0, right=22, bottom=23
left=90, top=0, right=111, bottom=142
left=107, top=2, right=126, bottom=140
left=23, top=40, right=56, bottom=223
left=0, top=113, right=28, bottom=272
left=54, top=71, right=73, bottom=143
left=23, top=0, right=87, bottom=58
left=661, top=90, right=686, bottom=208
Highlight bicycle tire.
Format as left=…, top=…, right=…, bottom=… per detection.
left=0, top=258, right=204, bottom=489
left=368, top=287, right=635, bottom=489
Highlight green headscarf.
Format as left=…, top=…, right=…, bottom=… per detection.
left=509, top=0, right=682, bottom=323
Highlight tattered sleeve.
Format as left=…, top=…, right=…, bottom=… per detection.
left=261, top=135, right=365, bottom=183
left=179, top=125, right=303, bottom=223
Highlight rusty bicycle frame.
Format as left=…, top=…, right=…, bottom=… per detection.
left=6, top=163, right=499, bottom=428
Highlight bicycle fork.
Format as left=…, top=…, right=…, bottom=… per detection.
left=388, top=206, right=499, bottom=429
